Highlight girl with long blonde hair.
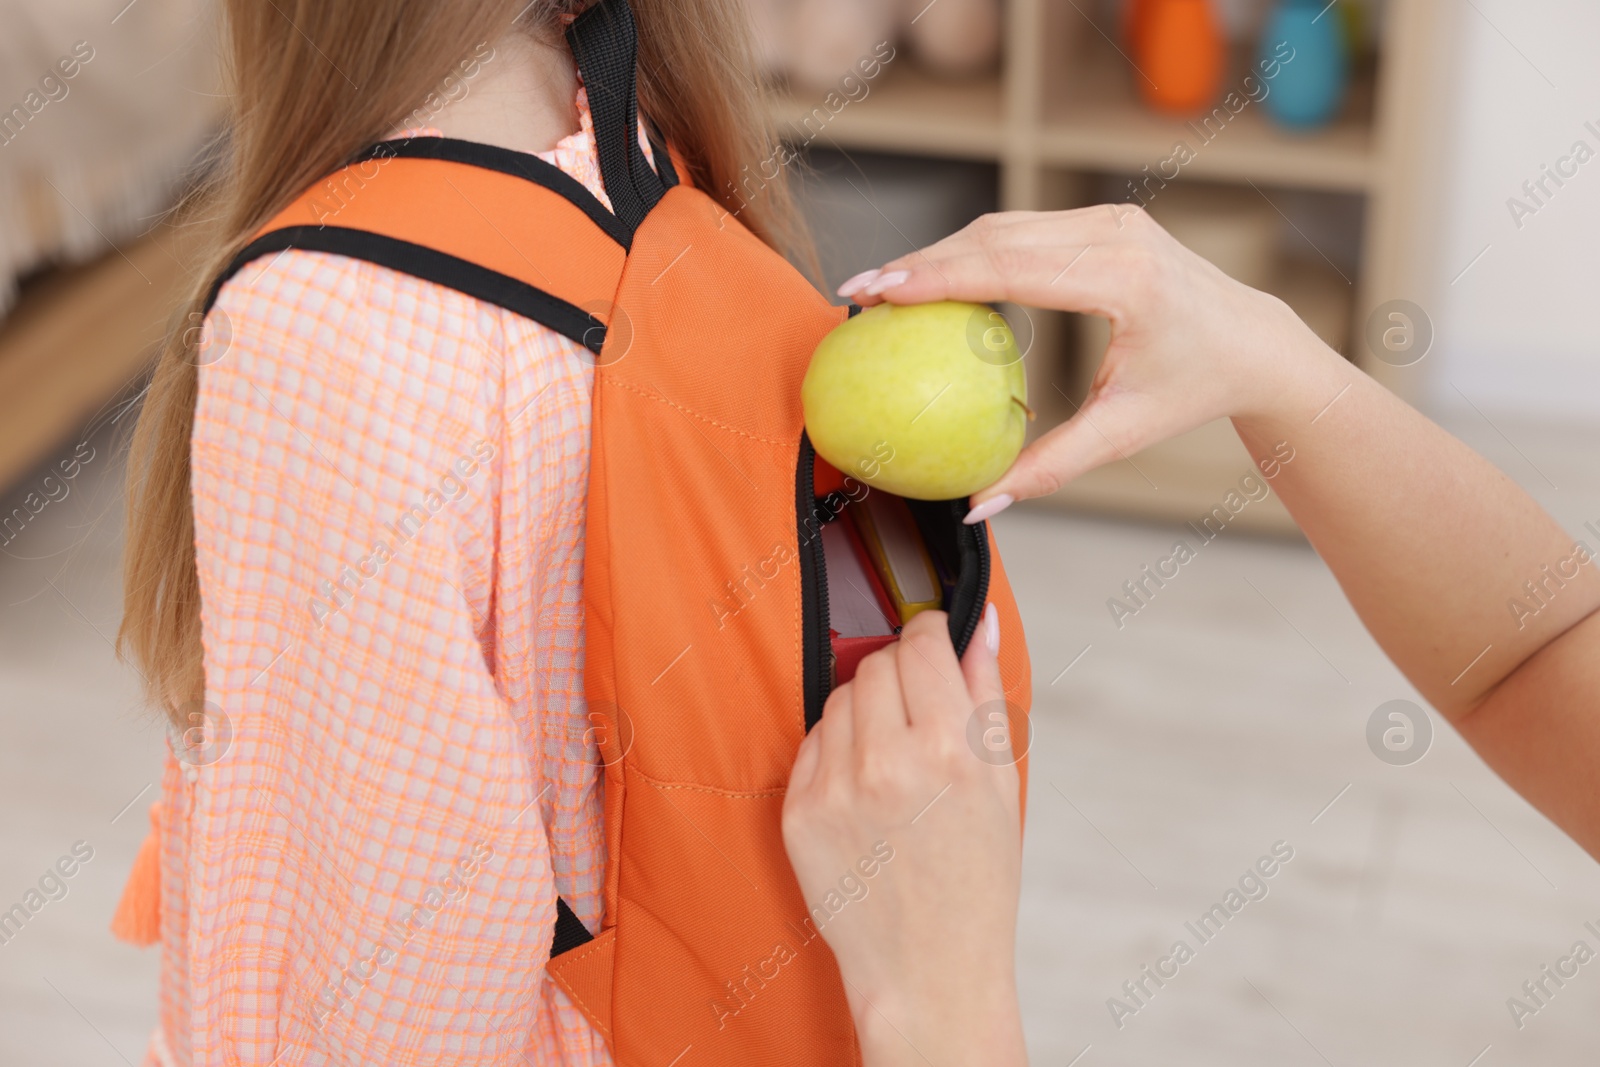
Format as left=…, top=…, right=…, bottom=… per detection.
left=119, top=2, right=810, bottom=1062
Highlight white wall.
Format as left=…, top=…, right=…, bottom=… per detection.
left=1428, top=0, right=1600, bottom=422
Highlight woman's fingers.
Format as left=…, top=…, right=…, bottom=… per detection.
left=978, top=398, right=1130, bottom=506
left=960, top=604, right=1022, bottom=796
left=973, top=377, right=1168, bottom=506
left=850, top=642, right=910, bottom=759
left=969, top=344, right=1234, bottom=511
left=788, top=715, right=823, bottom=793
left=816, top=684, right=854, bottom=773
left=851, top=245, right=1109, bottom=314
left=843, top=208, right=1148, bottom=314
left=959, top=603, right=1005, bottom=712
left=895, top=610, right=968, bottom=731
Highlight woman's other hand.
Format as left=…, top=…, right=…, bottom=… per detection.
left=837, top=206, right=1348, bottom=518
left=781, top=607, right=1028, bottom=1067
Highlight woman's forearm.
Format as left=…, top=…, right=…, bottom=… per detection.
left=854, top=983, right=1027, bottom=1067
left=1235, top=332, right=1600, bottom=855
left=1233, top=331, right=1600, bottom=720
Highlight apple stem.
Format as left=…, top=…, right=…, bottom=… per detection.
left=1012, top=396, right=1037, bottom=422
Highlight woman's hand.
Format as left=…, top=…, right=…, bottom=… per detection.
left=837, top=206, right=1351, bottom=518
left=839, top=206, right=1600, bottom=861
left=782, top=606, right=1028, bottom=1067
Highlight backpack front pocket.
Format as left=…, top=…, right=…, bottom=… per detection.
left=796, top=431, right=990, bottom=731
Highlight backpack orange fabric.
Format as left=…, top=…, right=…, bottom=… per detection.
left=151, top=1, right=1032, bottom=1060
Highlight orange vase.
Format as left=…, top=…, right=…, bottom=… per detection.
left=1123, top=0, right=1155, bottom=56
left=1136, top=0, right=1224, bottom=115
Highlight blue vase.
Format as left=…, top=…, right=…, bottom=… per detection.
left=1259, top=0, right=1348, bottom=130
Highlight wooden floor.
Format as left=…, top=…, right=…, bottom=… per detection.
left=1, top=415, right=1597, bottom=1064
left=1009, top=507, right=1600, bottom=1066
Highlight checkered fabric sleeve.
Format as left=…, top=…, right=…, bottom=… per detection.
left=154, top=100, right=622, bottom=1066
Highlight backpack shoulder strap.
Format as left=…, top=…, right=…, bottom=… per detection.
left=566, top=0, right=676, bottom=234
left=204, top=137, right=631, bottom=354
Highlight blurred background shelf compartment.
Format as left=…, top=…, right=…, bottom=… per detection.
left=0, top=229, right=193, bottom=490
left=773, top=65, right=1006, bottom=161
left=1038, top=56, right=1377, bottom=192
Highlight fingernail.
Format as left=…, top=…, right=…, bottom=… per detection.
left=963, top=493, right=1013, bottom=525
left=837, top=269, right=881, bottom=297
left=984, top=602, right=1000, bottom=656
left=862, top=269, right=910, bottom=296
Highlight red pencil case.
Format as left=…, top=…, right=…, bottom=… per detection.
left=818, top=505, right=900, bottom=685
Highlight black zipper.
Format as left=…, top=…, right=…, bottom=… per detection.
left=904, top=495, right=992, bottom=660
left=797, top=435, right=993, bottom=731
left=798, top=433, right=831, bottom=731
left=950, top=518, right=992, bottom=658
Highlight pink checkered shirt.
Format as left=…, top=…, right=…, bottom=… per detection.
left=148, top=94, right=619, bottom=1066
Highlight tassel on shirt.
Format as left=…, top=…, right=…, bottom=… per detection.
left=111, top=802, right=163, bottom=946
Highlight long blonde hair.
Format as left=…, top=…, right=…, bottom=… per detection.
left=121, top=0, right=808, bottom=726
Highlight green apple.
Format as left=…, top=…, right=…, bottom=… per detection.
left=802, top=300, right=1029, bottom=500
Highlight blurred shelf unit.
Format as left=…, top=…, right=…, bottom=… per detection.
left=774, top=0, right=1457, bottom=535
left=776, top=54, right=1373, bottom=190
left=1037, top=48, right=1376, bottom=193
left=0, top=230, right=192, bottom=490
left=776, top=65, right=1007, bottom=161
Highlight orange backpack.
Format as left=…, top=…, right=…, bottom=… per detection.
left=173, top=1, right=1032, bottom=1061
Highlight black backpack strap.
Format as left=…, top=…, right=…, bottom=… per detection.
left=204, top=226, right=608, bottom=355
left=567, top=0, right=670, bottom=235
left=350, top=136, right=634, bottom=249
left=200, top=136, right=642, bottom=353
